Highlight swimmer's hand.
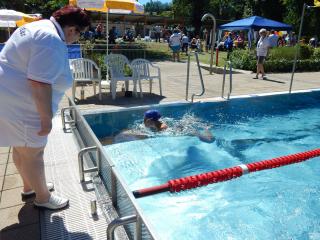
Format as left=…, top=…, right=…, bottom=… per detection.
left=197, top=129, right=215, bottom=143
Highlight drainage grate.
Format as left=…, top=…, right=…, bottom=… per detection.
left=40, top=116, right=127, bottom=240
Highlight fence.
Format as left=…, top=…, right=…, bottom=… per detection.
left=80, top=43, right=147, bottom=60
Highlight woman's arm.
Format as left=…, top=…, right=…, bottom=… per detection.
left=28, top=79, right=53, bottom=136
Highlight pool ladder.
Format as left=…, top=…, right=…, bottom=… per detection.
left=185, top=51, right=205, bottom=102
left=221, top=60, right=233, bottom=100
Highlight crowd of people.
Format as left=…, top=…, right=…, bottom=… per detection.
left=167, top=27, right=203, bottom=61
left=83, top=23, right=136, bottom=43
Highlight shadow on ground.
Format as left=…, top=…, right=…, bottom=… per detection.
left=1, top=204, right=91, bottom=240
left=261, top=78, right=286, bottom=84
left=75, top=92, right=166, bottom=107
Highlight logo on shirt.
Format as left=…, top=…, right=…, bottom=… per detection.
left=19, top=27, right=26, bottom=37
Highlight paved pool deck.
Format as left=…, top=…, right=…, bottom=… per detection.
left=1, top=60, right=320, bottom=240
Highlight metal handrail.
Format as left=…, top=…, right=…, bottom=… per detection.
left=107, top=215, right=138, bottom=240
left=201, top=13, right=216, bottom=75
left=221, top=60, right=233, bottom=100
left=185, top=51, right=205, bottom=103
left=78, top=146, right=101, bottom=182
left=61, top=106, right=76, bottom=132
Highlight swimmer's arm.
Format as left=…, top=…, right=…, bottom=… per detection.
left=190, top=128, right=215, bottom=143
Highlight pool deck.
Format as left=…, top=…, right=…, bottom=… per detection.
left=1, top=60, right=320, bottom=240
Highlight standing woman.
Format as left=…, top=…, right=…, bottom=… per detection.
left=169, top=28, right=182, bottom=62
left=0, top=6, right=90, bottom=210
left=254, top=28, right=270, bottom=80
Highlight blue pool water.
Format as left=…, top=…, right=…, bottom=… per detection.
left=86, top=91, right=320, bottom=240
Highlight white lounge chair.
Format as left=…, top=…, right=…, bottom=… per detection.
left=70, top=58, right=102, bottom=102
left=131, top=58, right=162, bottom=97
left=105, top=54, right=141, bottom=100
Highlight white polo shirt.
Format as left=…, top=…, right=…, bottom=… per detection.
left=256, top=36, right=270, bottom=57
left=169, top=33, right=182, bottom=47
left=0, top=18, right=72, bottom=125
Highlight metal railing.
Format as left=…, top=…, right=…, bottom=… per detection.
left=185, top=51, right=205, bottom=103
left=201, top=13, right=217, bottom=75
left=107, top=215, right=138, bottom=240
left=61, top=97, right=159, bottom=240
left=221, top=60, right=233, bottom=99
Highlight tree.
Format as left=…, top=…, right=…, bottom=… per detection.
left=145, top=1, right=172, bottom=15
left=0, top=0, right=68, bottom=17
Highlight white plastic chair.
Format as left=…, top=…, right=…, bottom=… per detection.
left=131, top=58, right=162, bottom=97
left=70, top=58, right=102, bottom=101
left=105, top=54, right=141, bottom=100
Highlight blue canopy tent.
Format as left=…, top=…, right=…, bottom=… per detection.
left=218, top=16, right=293, bottom=48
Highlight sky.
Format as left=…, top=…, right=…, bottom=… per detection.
left=139, top=0, right=172, bottom=5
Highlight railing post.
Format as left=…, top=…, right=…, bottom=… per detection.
left=221, top=61, right=233, bottom=99
left=61, top=106, right=76, bottom=131
left=185, top=54, right=191, bottom=101
left=191, top=52, right=205, bottom=102
left=107, top=215, right=137, bottom=240
left=201, top=13, right=217, bottom=75
left=289, top=3, right=307, bottom=93
left=78, top=146, right=100, bottom=182
left=228, top=61, right=233, bottom=99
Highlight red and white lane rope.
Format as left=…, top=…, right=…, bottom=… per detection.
left=133, top=148, right=320, bottom=198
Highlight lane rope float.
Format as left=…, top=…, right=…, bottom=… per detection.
left=132, top=148, right=320, bottom=198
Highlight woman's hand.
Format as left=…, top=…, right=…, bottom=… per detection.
left=38, top=117, right=52, bottom=136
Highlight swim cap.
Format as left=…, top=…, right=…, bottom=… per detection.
left=144, top=110, right=161, bottom=121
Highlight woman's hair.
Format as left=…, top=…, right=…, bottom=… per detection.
left=52, top=6, right=90, bottom=31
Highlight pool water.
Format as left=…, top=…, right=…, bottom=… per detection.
left=100, top=91, right=320, bottom=240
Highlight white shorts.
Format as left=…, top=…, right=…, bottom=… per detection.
left=0, top=117, right=47, bottom=147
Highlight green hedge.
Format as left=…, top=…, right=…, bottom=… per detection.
left=230, top=47, right=320, bottom=72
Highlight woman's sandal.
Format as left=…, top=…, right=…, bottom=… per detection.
left=34, top=194, right=69, bottom=210
left=21, top=182, right=54, bottom=197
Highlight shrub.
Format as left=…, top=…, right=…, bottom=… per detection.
left=298, top=44, right=314, bottom=59
left=230, top=47, right=320, bottom=72
left=312, top=47, right=320, bottom=59
left=268, top=47, right=295, bottom=60
left=268, top=45, right=313, bottom=60
left=230, top=49, right=256, bottom=70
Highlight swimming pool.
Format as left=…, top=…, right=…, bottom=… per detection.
left=84, top=90, right=320, bottom=240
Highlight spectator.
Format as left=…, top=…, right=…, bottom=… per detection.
left=290, top=32, right=297, bottom=46
left=169, top=28, right=182, bottom=62
left=236, top=33, right=244, bottom=49
left=278, top=36, right=286, bottom=47
left=190, top=38, right=198, bottom=51
left=181, top=34, right=189, bottom=55
left=108, top=26, right=116, bottom=44
left=224, top=32, right=234, bottom=59
left=195, top=35, right=202, bottom=52
left=154, top=25, right=161, bottom=42
left=0, top=6, right=90, bottom=210
left=95, top=23, right=103, bottom=39
left=309, top=37, right=317, bottom=48
left=254, top=28, right=270, bottom=80
left=268, top=30, right=279, bottom=48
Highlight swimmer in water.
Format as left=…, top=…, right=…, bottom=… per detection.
left=143, top=109, right=168, bottom=131
left=104, top=109, right=214, bottom=144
